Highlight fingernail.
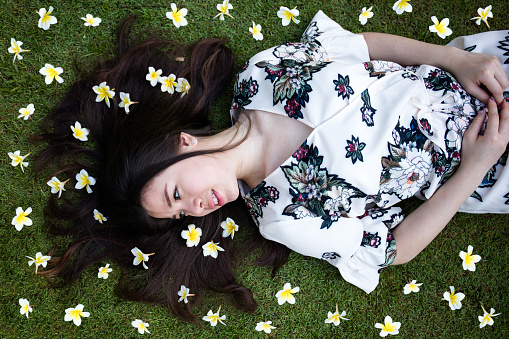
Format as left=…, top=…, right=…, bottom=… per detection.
left=505, top=96, right=509, bottom=103
left=490, top=97, right=496, bottom=102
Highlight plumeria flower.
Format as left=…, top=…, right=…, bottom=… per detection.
left=8, top=38, right=30, bottom=63
left=92, top=82, right=115, bottom=107
left=181, top=224, right=202, bottom=247
left=479, top=306, right=500, bottom=328
left=471, top=5, right=493, bottom=28
left=255, top=320, right=276, bottom=333
left=19, top=298, right=33, bottom=318
left=8, top=150, right=30, bottom=172
left=160, top=74, right=178, bottom=94
left=221, top=217, right=238, bottom=239
left=275, top=282, right=300, bottom=305
left=215, top=0, right=234, bottom=21
left=325, top=304, right=349, bottom=326
left=166, top=3, right=188, bottom=28
left=12, top=207, right=33, bottom=231
left=203, top=306, right=226, bottom=326
left=75, top=169, right=96, bottom=193
left=375, top=316, right=401, bottom=337
left=119, top=92, right=138, bottom=113
left=47, top=176, right=69, bottom=198
left=64, top=304, right=90, bottom=326
left=429, top=16, right=452, bottom=39
left=248, top=21, right=263, bottom=41
left=175, top=78, right=190, bottom=97
left=131, top=247, right=154, bottom=269
left=178, top=285, right=195, bottom=303
left=39, top=64, right=64, bottom=84
left=359, top=6, right=374, bottom=25
left=146, top=67, right=162, bottom=86
left=97, top=263, right=112, bottom=279
left=442, top=286, right=465, bottom=310
left=459, top=245, right=481, bottom=271
left=93, top=209, right=107, bottom=224
left=277, top=6, right=300, bottom=26
left=132, top=319, right=150, bottom=334
left=202, top=241, right=224, bottom=258
left=37, top=6, right=57, bottom=30
left=392, top=0, right=412, bottom=15
left=18, top=104, right=35, bottom=120
left=81, top=14, right=102, bottom=27
left=71, top=121, right=90, bottom=141
left=403, top=279, right=422, bottom=294
left=26, top=252, right=51, bottom=274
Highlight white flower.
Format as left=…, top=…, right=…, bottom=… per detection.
left=92, top=82, right=115, bottom=107
left=178, top=285, right=194, bottom=303
left=12, top=207, right=33, bottom=231
left=459, top=245, right=481, bottom=271
left=160, top=74, right=178, bottom=94
left=47, top=176, right=68, bottom=198
left=325, top=304, right=349, bottom=326
left=26, top=252, right=51, bottom=274
left=175, top=78, right=190, bottom=97
left=71, top=121, right=90, bottom=141
left=132, top=319, right=150, bottom=334
left=181, top=224, right=202, bottom=247
left=478, top=306, right=500, bottom=328
left=119, top=92, right=137, bottom=113
left=403, top=280, right=422, bottom=294
left=18, top=104, right=35, bottom=120
left=8, top=38, right=29, bottom=63
left=255, top=320, right=276, bottom=333
left=146, top=67, right=162, bottom=86
left=202, top=241, right=224, bottom=258
left=471, top=5, right=493, bottom=28
left=166, top=3, right=188, bottom=28
left=275, top=282, right=300, bottom=305
left=215, top=0, right=234, bottom=21
left=392, top=0, right=412, bottom=15
left=249, top=21, right=263, bottom=40
left=93, top=209, right=107, bottom=224
left=359, top=6, right=374, bottom=25
left=375, top=316, right=401, bottom=337
left=38, top=6, right=57, bottom=30
left=277, top=6, right=300, bottom=26
left=98, top=263, right=112, bottom=279
left=443, top=286, right=465, bottom=310
left=131, top=247, right=154, bottom=269
left=39, top=64, right=64, bottom=84
left=202, top=306, right=226, bottom=326
left=8, top=150, right=30, bottom=172
left=221, top=217, right=238, bottom=239
left=75, top=169, right=96, bottom=193
left=19, top=298, right=33, bottom=318
left=81, top=14, right=102, bottom=27
left=64, top=304, right=90, bottom=326
left=429, top=16, right=453, bottom=39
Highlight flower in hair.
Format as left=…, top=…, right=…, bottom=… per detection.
left=215, top=0, right=234, bottom=21
left=459, top=245, right=481, bottom=271
left=93, top=209, right=107, bottom=224
left=221, top=217, right=238, bottom=239
left=19, top=298, right=33, bottom=318
left=359, top=6, right=374, bottom=25
left=175, top=78, right=190, bottom=97
left=75, top=169, right=96, bottom=193
left=429, top=16, right=452, bottom=39
left=325, top=304, right=349, bottom=326
left=275, top=282, right=300, bottom=305
left=71, top=121, right=90, bottom=141
left=255, top=320, right=276, bottom=333
left=12, top=207, right=33, bottom=231
left=39, top=64, right=64, bottom=84
left=64, top=304, right=90, bottom=326
left=248, top=21, right=263, bottom=41
left=403, top=279, right=422, bottom=294
left=166, top=3, right=188, bottom=28
left=37, top=6, right=57, bottom=30
left=132, top=319, right=150, bottom=334
left=478, top=306, right=500, bottom=328
left=97, top=263, right=112, bottom=279
left=8, top=150, right=30, bottom=172
left=181, top=224, right=202, bottom=247
left=26, top=252, right=51, bottom=274
left=47, top=176, right=68, bottom=197
left=146, top=67, right=162, bottom=86
left=202, top=241, right=224, bottom=258
left=375, top=316, right=401, bottom=337
left=178, top=285, right=195, bottom=303
left=8, top=38, right=30, bottom=63
left=392, top=0, right=412, bottom=15
left=203, top=306, right=226, bottom=326
left=160, top=74, right=178, bottom=94
left=131, top=247, right=154, bottom=269
left=442, top=286, right=465, bottom=310
left=81, top=14, right=102, bottom=27
left=277, top=6, right=300, bottom=26
left=471, top=6, right=493, bottom=28
left=119, top=92, right=138, bottom=113
left=18, top=104, right=35, bottom=120
left=92, top=82, right=115, bottom=107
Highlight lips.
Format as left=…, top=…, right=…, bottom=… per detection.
left=210, top=189, right=225, bottom=208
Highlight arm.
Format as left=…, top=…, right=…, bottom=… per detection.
left=359, top=32, right=509, bottom=104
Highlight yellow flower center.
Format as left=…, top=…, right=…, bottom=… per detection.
left=47, top=67, right=58, bottom=78
left=480, top=9, right=490, bottom=20
left=13, top=154, right=23, bottom=163
left=283, top=11, right=294, bottom=21
left=163, top=78, right=176, bottom=88
left=139, top=323, right=146, bottom=330
left=15, top=213, right=28, bottom=224
left=87, top=17, right=95, bottom=24
left=464, top=253, right=474, bottom=266
left=150, top=72, right=159, bottom=80
left=329, top=313, right=339, bottom=322
left=396, top=0, right=410, bottom=10
left=173, top=10, right=184, bottom=22
left=100, top=267, right=108, bottom=275
left=434, top=21, right=447, bottom=34
left=362, top=10, right=371, bottom=18
left=75, top=128, right=84, bottom=138
left=449, top=292, right=459, bottom=304
left=280, top=289, right=292, bottom=299
left=70, top=309, right=82, bottom=320
left=42, top=12, right=52, bottom=25
left=383, top=322, right=396, bottom=332
left=188, top=229, right=199, bottom=242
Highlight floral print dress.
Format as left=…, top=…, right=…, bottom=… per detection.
left=230, top=11, right=509, bottom=293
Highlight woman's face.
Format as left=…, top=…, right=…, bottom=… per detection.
left=141, top=153, right=240, bottom=219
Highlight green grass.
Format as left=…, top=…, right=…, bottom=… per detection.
left=1, top=0, right=508, bottom=337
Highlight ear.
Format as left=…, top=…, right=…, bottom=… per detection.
left=179, top=132, right=198, bottom=152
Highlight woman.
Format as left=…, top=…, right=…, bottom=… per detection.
left=37, top=11, right=509, bottom=321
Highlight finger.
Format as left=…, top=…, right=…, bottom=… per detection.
left=464, top=109, right=486, bottom=141
left=464, top=82, right=490, bottom=104
left=484, top=98, right=500, bottom=136
left=480, top=75, right=505, bottom=105
left=493, top=58, right=509, bottom=90
left=498, top=99, right=509, bottom=137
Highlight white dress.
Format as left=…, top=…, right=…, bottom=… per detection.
left=230, top=11, right=509, bottom=293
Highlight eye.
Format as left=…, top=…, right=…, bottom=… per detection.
left=179, top=210, right=185, bottom=218
left=173, top=186, right=180, bottom=200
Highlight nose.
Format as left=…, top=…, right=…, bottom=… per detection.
left=186, top=196, right=204, bottom=216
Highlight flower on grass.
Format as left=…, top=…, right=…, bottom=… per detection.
left=64, top=304, right=90, bottom=326
left=39, top=64, right=64, bottom=84
left=249, top=21, right=263, bottom=41
left=479, top=306, right=500, bottom=328
left=275, top=283, right=300, bottom=305
left=131, top=247, right=154, bottom=269
left=459, top=245, right=481, bottom=271
left=81, top=14, right=101, bottom=27
left=47, top=176, right=68, bottom=197
left=325, top=304, right=349, bottom=326
left=181, top=224, right=202, bottom=247
left=471, top=6, right=493, bottom=28
left=202, top=241, right=224, bottom=258
left=443, top=286, right=465, bottom=310
left=18, top=104, right=35, bottom=120
left=98, top=263, right=112, bottom=279
left=8, top=38, right=30, bottom=63
left=221, top=217, right=238, bottom=239
left=255, top=320, right=276, bottom=333
left=132, top=319, right=150, bottom=334
left=37, top=6, right=57, bottom=30
left=12, top=207, right=32, bottom=231
left=146, top=67, right=162, bottom=86
left=403, top=280, right=422, bottom=294
left=166, top=3, right=188, bottom=28
left=359, top=7, right=374, bottom=25
left=19, top=299, right=33, bottom=318
left=92, top=82, right=115, bottom=107
left=178, top=285, right=195, bottom=303
left=375, top=316, right=401, bottom=337
left=8, top=150, right=30, bottom=172
left=175, top=78, right=190, bottom=97
left=160, top=74, right=178, bottom=94
left=392, top=0, right=412, bottom=15
left=215, top=1, right=234, bottom=20
left=75, top=169, right=96, bottom=193
left=71, top=121, right=90, bottom=141
left=93, top=209, right=107, bottom=224
left=203, top=306, right=226, bottom=326
left=277, top=6, right=300, bottom=26
left=119, top=92, right=138, bottom=113
left=429, top=16, right=452, bottom=39
left=26, top=252, right=51, bottom=274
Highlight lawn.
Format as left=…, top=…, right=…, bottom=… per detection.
left=1, top=0, right=508, bottom=338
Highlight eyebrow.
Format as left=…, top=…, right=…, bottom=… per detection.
left=164, top=183, right=178, bottom=220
